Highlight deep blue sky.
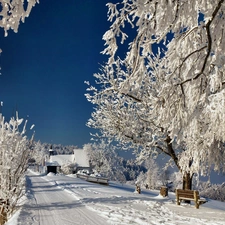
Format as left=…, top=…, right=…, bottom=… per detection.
left=0, top=0, right=115, bottom=147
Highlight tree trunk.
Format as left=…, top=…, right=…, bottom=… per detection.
left=182, top=172, right=193, bottom=190
left=182, top=172, right=193, bottom=204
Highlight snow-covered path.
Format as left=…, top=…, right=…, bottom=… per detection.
left=16, top=174, right=107, bottom=225
left=8, top=171, right=225, bottom=225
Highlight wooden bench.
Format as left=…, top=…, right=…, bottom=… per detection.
left=176, top=189, right=207, bottom=209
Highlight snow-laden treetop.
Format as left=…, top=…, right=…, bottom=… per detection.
left=86, top=0, right=225, bottom=176
left=0, top=0, right=39, bottom=37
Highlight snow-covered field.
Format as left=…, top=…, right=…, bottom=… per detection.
left=6, top=170, right=225, bottom=225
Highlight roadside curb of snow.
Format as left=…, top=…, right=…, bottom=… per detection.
left=5, top=209, right=21, bottom=225
left=5, top=175, right=36, bottom=225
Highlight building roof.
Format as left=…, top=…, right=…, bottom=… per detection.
left=47, top=154, right=75, bottom=167
left=46, top=149, right=89, bottom=168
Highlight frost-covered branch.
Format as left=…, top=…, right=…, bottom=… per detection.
left=87, top=0, right=225, bottom=190
left=0, top=0, right=39, bottom=37
left=0, top=113, right=34, bottom=218
left=179, top=0, right=225, bottom=85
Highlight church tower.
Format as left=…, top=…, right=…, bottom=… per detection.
left=49, top=144, right=54, bottom=156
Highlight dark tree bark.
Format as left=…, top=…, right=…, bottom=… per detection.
left=165, top=136, right=181, bottom=171
left=182, top=172, right=193, bottom=190
left=165, top=135, right=194, bottom=204
left=182, top=172, right=193, bottom=204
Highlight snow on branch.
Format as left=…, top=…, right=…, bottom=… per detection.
left=0, top=112, right=33, bottom=218
left=0, top=0, right=39, bottom=36
left=87, top=0, right=225, bottom=182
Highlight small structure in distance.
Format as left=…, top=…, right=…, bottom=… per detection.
left=45, top=147, right=90, bottom=174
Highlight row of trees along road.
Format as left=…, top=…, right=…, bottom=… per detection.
left=0, top=0, right=38, bottom=223
left=86, top=0, right=225, bottom=190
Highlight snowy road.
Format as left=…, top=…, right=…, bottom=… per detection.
left=16, top=174, right=107, bottom=225
left=9, top=171, right=225, bottom=225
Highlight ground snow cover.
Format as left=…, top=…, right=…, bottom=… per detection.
left=6, top=170, right=225, bottom=225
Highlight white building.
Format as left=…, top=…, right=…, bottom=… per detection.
left=46, top=148, right=90, bottom=174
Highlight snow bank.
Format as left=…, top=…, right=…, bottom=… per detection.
left=47, top=172, right=56, bottom=176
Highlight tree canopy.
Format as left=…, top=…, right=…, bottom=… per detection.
left=86, top=0, right=225, bottom=182
left=0, top=0, right=38, bottom=37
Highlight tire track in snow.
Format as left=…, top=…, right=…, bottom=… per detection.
left=17, top=175, right=108, bottom=225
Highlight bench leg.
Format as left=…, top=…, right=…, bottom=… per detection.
left=195, top=202, right=199, bottom=209
left=176, top=190, right=180, bottom=205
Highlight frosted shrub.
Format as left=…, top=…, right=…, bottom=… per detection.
left=198, top=182, right=225, bottom=202
left=60, top=163, right=77, bottom=175
left=0, top=112, right=33, bottom=220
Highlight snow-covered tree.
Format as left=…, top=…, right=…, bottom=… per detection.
left=0, top=112, right=34, bottom=219
left=32, top=141, right=47, bottom=166
left=0, top=0, right=38, bottom=37
left=86, top=0, right=225, bottom=190
left=84, top=141, right=126, bottom=182
left=136, top=158, right=168, bottom=189
left=84, top=141, right=147, bottom=183
left=144, top=158, right=161, bottom=189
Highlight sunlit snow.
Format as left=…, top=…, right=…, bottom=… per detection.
left=5, top=170, right=225, bottom=225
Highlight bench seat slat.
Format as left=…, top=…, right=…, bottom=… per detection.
left=177, top=190, right=194, bottom=193
left=178, top=194, right=194, bottom=197
left=178, top=197, right=195, bottom=200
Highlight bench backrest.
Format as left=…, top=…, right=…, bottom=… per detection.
left=176, top=189, right=199, bottom=199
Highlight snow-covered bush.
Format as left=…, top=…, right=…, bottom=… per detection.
left=60, top=162, right=77, bottom=175
left=0, top=112, right=34, bottom=219
left=198, top=182, right=225, bottom=202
